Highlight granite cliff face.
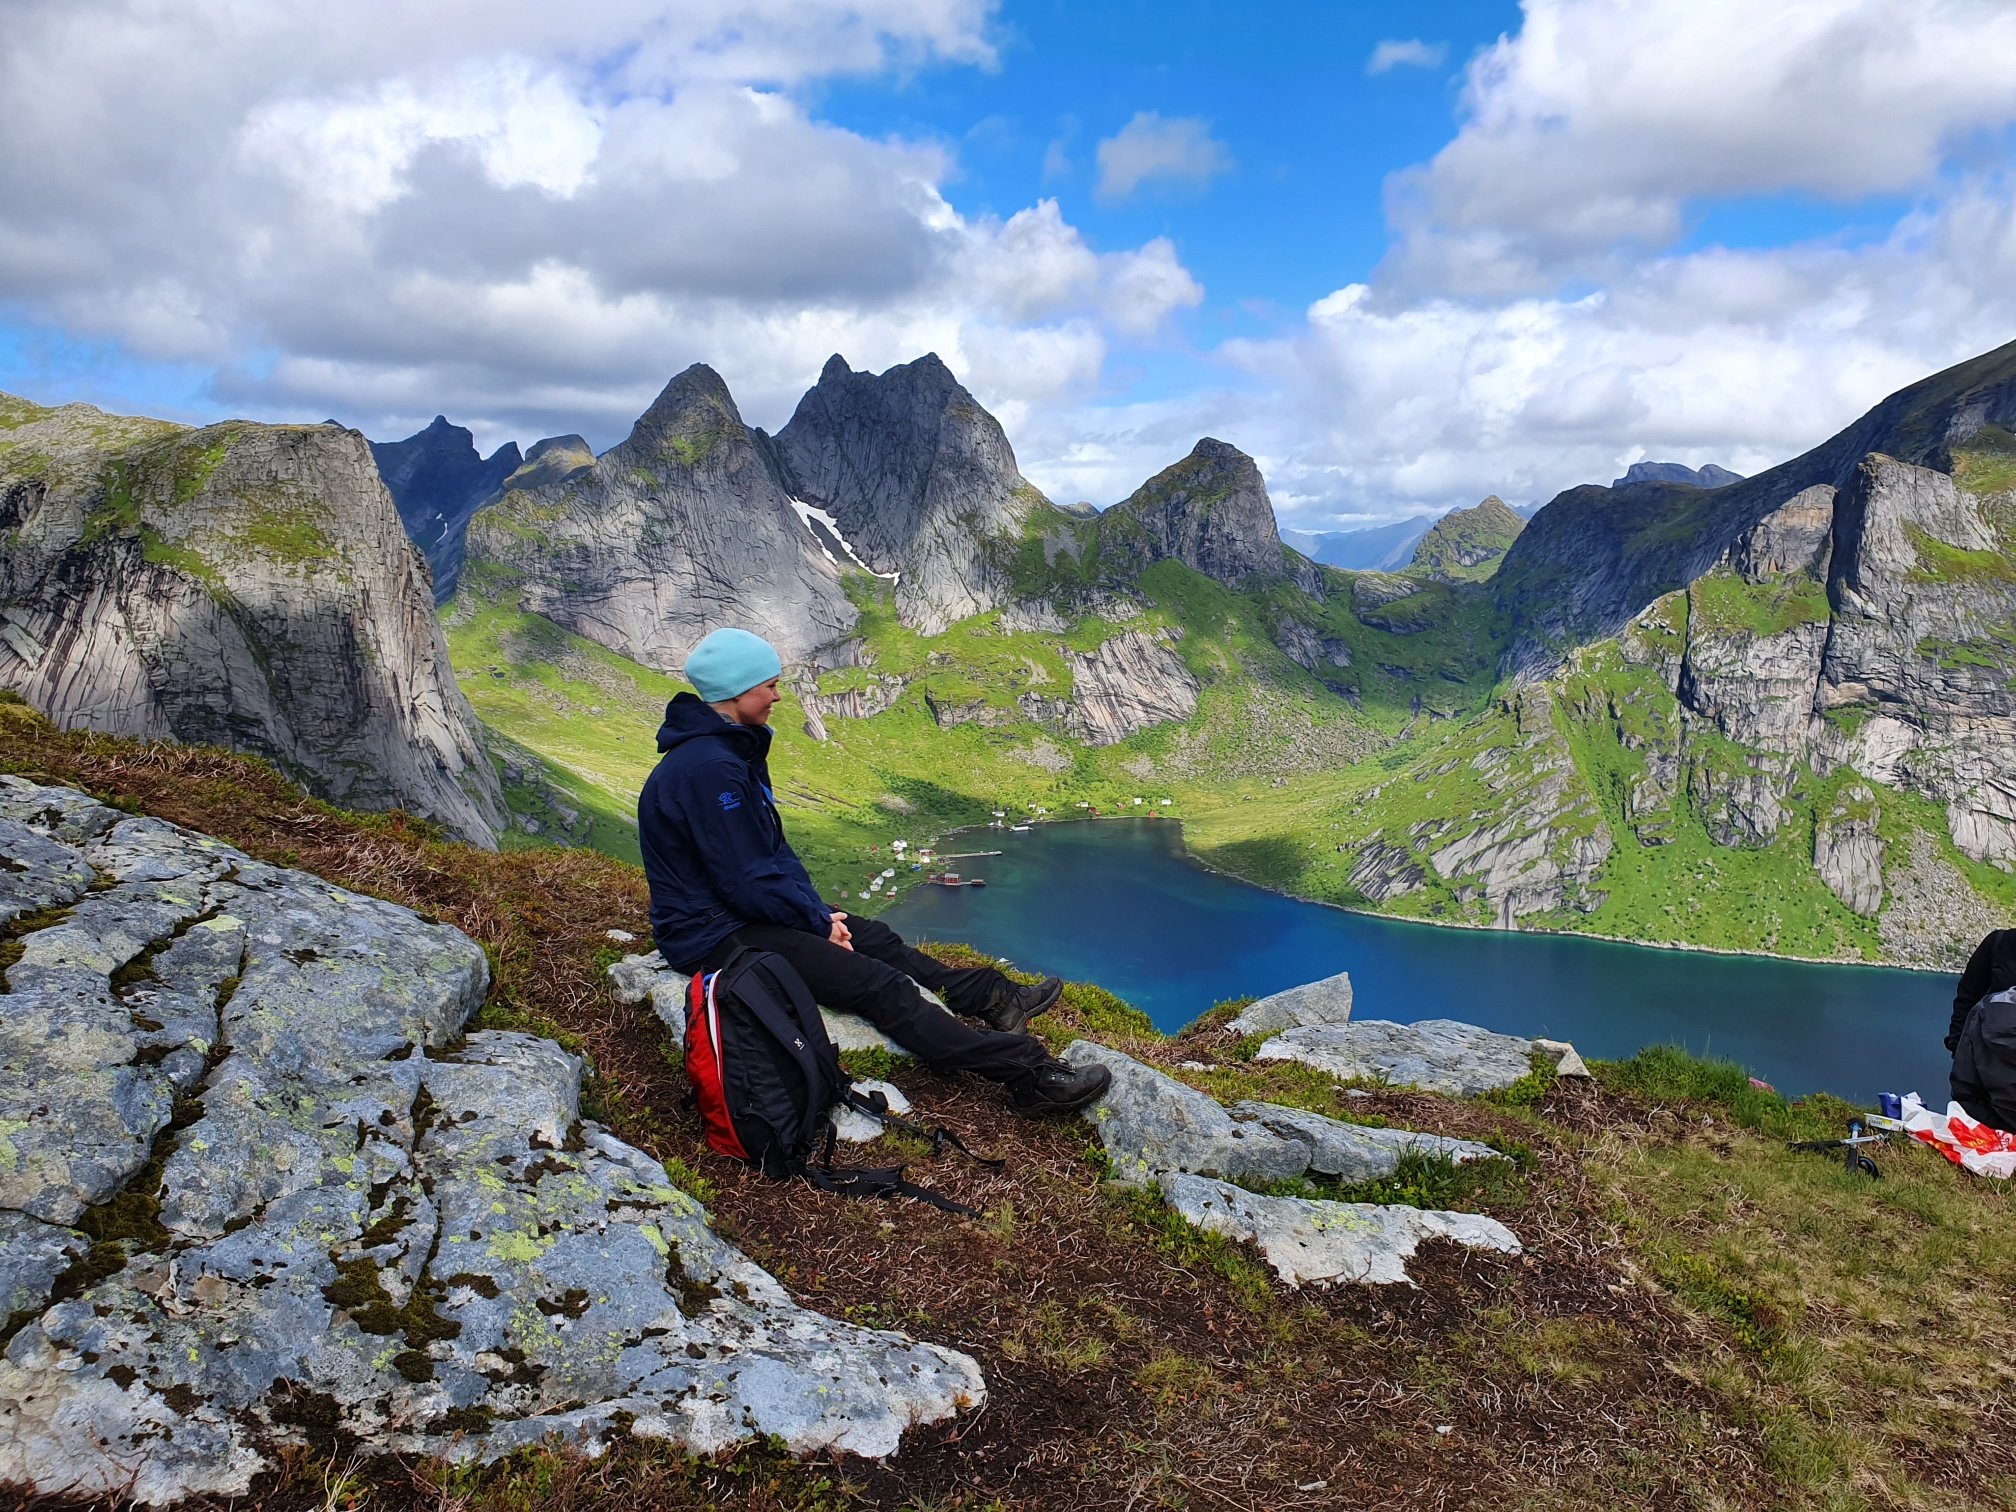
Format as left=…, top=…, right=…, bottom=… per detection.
left=769, top=354, right=1049, bottom=635
left=1626, top=455, right=2016, bottom=874
left=369, top=416, right=520, bottom=603
left=0, top=396, right=504, bottom=846
left=461, top=366, right=857, bottom=671
left=1095, top=438, right=1317, bottom=592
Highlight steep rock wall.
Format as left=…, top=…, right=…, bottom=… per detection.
left=0, top=397, right=504, bottom=846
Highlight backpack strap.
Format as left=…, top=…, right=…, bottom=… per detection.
left=806, top=1122, right=988, bottom=1218
left=839, top=1086, right=1005, bottom=1172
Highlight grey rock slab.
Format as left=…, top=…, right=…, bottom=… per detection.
left=1228, top=1102, right=1504, bottom=1181
left=0, top=777, right=122, bottom=843
left=0, top=1210, right=87, bottom=1322
left=832, top=1079, right=911, bottom=1143
left=1159, top=1173, right=1521, bottom=1288
left=0, top=817, right=94, bottom=927
left=1227, top=970, right=1354, bottom=1037
left=0, top=791, right=983, bottom=1501
left=1062, top=1040, right=1309, bottom=1188
left=1255, top=1019, right=1539, bottom=1097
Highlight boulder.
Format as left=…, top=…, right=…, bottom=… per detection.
left=1061, top=1041, right=1308, bottom=1188
left=1158, top=1174, right=1521, bottom=1287
left=1226, top=970, right=1354, bottom=1036
left=0, top=782, right=981, bottom=1503
left=1255, top=1019, right=1543, bottom=1097
left=1227, top=1102, right=1504, bottom=1181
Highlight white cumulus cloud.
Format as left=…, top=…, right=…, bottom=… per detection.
left=1094, top=113, right=1234, bottom=203
left=0, top=0, right=1200, bottom=455
left=1387, top=0, right=2016, bottom=292
left=1366, top=39, right=1448, bottom=74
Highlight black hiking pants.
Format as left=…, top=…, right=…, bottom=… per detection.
left=702, top=916, right=1050, bottom=1085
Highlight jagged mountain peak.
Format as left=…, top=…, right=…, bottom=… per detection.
left=463, top=366, right=854, bottom=670
left=771, top=350, right=1044, bottom=633
left=368, top=416, right=521, bottom=603
left=1096, top=436, right=1309, bottom=591
left=629, top=363, right=746, bottom=446
left=1611, top=461, right=1745, bottom=489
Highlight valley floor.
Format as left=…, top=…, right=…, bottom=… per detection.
left=5, top=698, right=2012, bottom=1512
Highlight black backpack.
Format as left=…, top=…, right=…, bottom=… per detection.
left=1953, top=986, right=2016, bottom=1134
left=683, top=947, right=1000, bottom=1211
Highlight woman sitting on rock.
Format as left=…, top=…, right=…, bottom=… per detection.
left=636, top=627, right=1111, bottom=1119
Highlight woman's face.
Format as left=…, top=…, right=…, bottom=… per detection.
left=728, top=676, right=781, bottom=726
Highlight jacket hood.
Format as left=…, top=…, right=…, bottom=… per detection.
left=655, top=690, right=772, bottom=757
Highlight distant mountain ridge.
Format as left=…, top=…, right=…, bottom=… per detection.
left=1611, top=461, right=1745, bottom=489
left=11, top=336, right=2015, bottom=969
left=370, top=416, right=521, bottom=603
left=1284, top=515, right=1437, bottom=571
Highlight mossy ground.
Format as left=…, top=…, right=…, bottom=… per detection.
left=2, top=702, right=2010, bottom=1510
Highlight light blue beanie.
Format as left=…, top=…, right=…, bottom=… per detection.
left=686, top=628, right=782, bottom=702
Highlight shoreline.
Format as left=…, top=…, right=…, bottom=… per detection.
left=923, top=813, right=1955, bottom=979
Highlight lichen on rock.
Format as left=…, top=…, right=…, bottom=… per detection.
left=0, top=781, right=982, bottom=1505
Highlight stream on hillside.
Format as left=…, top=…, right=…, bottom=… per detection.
left=880, top=818, right=1956, bottom=1103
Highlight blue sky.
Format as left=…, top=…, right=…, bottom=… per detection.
left=4, top=0, right=2015, bottom=526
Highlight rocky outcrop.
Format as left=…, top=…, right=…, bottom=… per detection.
left=1814, top=784, right=1884, bottom=916
left=769, top=354, right=1049, bottom=635
left=1394, top=688, right=1613, bottom=923
left=608, top=948, right=923, bottom=1057
left=0, top=783, right=979, bottom=1504
left=1226, top=1101, right=1502, bottom=1182
left=1226, top=970, right=1354, bottom=1036
left=1815, top=455, right=2016, bottom=866
left=1876, top=829, right=2010, bottom=969
left=462, top=366, right=857, bottom=672
left=1062, top=1040, right=1521, bottom=1287
left=1035, top=630, right=1200, bottom=746
left=370, top=416, right=521, bottom=602
left=0, top=397, right=505, bottom=847
left=1158, top=1175, right=1520, bottom=1288
left=1410, top=496, right=1525, bottom=582
left=1061, top=1041, right=1309, bottom=1189
left=1095, top=439, right=1316, bottom=592
left=1255, top=1019, right=1565, bottom=1097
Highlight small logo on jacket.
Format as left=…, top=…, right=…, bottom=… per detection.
left=716, top=790, right=742, bottom=812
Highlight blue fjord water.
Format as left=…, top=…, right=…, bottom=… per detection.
left=881, top=819, right=1954, bottom=1103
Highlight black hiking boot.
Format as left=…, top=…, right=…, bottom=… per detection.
left=1009, top=1057, right=1112, bottom=1119
left=979, top=975, right=1063, bottom=1034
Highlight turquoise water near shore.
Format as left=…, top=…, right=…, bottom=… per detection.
left=881, top=819, right=1954, bottom=1103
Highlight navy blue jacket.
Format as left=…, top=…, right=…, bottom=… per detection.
left=638, top=693, right=832, bottom=971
